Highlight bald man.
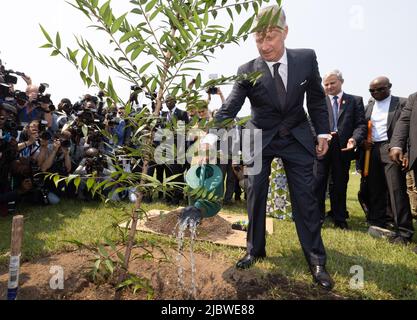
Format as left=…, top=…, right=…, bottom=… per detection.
left=362, top=77, right=414, bottom=244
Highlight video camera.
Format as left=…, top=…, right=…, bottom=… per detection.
left=32, top=83, right=55, bottom=113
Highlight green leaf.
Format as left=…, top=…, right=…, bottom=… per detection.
left=238, top=16, right=254, bottom=36
left=111, top=13, right=127, bottom=34
left=87, top=178, right=95, bottom=191
left=145, top=0, right=157, bottom=12
left=40, top=43, right=53, bottom=49
left=139, top=61, right=153, bottom=74
left=88, top=58, right=94, bottom=76
left=53, top=175, right=60, bottom=187
left=56, top=32, right=61, bottom=50
left=74, top=177, right=81, bottom=191
left=131, top=45, right=145, bottom=60
left=149, top=5, right=163, bottom=21
left=98, top=244, right=109, bottom=258
left=105, top=259, right=114, bottom=274
left=50, top=50, right=60, bottom=57
left=81, top=53, right=89, bottom=70
left=39, top=24, right=52, bottom=43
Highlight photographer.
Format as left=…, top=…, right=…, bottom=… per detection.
left=51, top=98, right=72, bottom=133
left=0, top=157, right=60, bottom=217
left=74, top=147, right=122, bottom=201
left=40, top=134, right=72, bottom=175
left=17, top=84, right=53, bottom=128
left=104, top=105, right=130, bottom=147
left=17, top=120, right=45, bottom=161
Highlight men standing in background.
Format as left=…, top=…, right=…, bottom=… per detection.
left=364, top=77, right=414, bottom=244
left=315, top=70, right=366, bottom=229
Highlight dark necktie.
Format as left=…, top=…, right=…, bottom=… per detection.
left=273, top=62, right=287, bottom=110
left=332, top=96, right=339, bottom=132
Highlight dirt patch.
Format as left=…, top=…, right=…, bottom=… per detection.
left=0, top=248, right=345, bottom=300
left=144, top=209, right=233, bottom=242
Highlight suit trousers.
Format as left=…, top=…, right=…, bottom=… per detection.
left=246, top=134, right=326, bottom=266
left=367, top=142, right=414, bottom=238
left=315, top=134, right=351, bottom=223
left=221, top=161, right=237, bottom=202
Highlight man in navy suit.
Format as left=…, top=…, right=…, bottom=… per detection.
left=315, top=70, right=366, bottom=229
left=214, top=5, right=334, bottom=290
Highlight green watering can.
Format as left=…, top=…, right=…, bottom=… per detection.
left=185, top=164, right=223, bottom=218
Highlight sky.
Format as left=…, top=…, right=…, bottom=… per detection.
left=1, top=0, right=417, bottom=116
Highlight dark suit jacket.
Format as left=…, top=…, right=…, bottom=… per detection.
left=163, top=107, right=190, bottom=124
left=327, top=93, right=367, bottom=151
left=214, top=49, right=329, bottom=156
left=364, top=95, right=408, bottom=141
left=390, top=92, right=417, bottom=169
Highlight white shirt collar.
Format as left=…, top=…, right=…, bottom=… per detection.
left=264, top=49, right=288, bottom=69
left=328, top=91, right=344, bottom=102
left=375, top=95, right=392, bottom=106
left=168, top=106, right=177, bottom=114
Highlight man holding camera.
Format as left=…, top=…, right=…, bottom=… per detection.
left=18, top=84, right=52, bottom=128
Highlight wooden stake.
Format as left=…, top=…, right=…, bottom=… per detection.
left=7, top=215, right=24, bottom=300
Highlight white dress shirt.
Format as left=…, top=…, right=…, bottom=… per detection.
left=264, top=50, right=288, bottom=90
left=264, top=49, right=329, bottom=138
left=371, top=95, right=392, bottom=142
left=328, top=91, right=343, bottom=132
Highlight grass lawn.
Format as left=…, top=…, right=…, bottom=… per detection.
left=1, top=173, right=416, bottom=299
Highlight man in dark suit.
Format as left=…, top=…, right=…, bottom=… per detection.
left=363, top=77, right=414, bottom=244
left=164, top=95, right=189, bottom=205
left=213, top=5, right=333, bottom=290
left=315, top=70, right=366, bottom=229
left=390, top=91, right=417, bottom=252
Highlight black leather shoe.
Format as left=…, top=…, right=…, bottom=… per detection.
left=236, top=254, right=265, bottom=270
left=388, top=235, right=411, bottom=246
left=334, top=221, right=349, bottom=230
left=309, top=265, right=334, bottom=290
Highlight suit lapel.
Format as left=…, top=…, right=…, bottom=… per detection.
left=285, top=49, right=297, bottom=113
left=387, top=96, right=399, bottom=131
left=366, top=100, right=375, bottom=120
left=338, top=93, right=348, bottom=123
left=326, top=96, right=334, bottom=129
left=254, top=57, right=283, bottom=112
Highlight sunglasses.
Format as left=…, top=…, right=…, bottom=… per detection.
left=369, top=86, right=389, bottom=93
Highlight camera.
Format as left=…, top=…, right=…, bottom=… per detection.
left=131, top=85, right=143, bottom=92
left=38, top=120, right=52, bottom=141
left=57, top=138, right=71, bottom=149
left=85, top=152, right=105, bottom=174
left=105, top=112, right=121, bottom=127
left=207, top=87, right=219, bottom=95
left=31, top=83, right=56, bottom=112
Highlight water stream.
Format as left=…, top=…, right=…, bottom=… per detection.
left=175, top=206, right=202, bottom=299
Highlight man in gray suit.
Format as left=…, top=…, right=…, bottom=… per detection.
left=214, top=5, right=333, bottom=290
left=390, top=91, right=417, bottom=253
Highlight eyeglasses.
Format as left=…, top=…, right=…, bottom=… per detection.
left=369, top=86, right=389, bottom=93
